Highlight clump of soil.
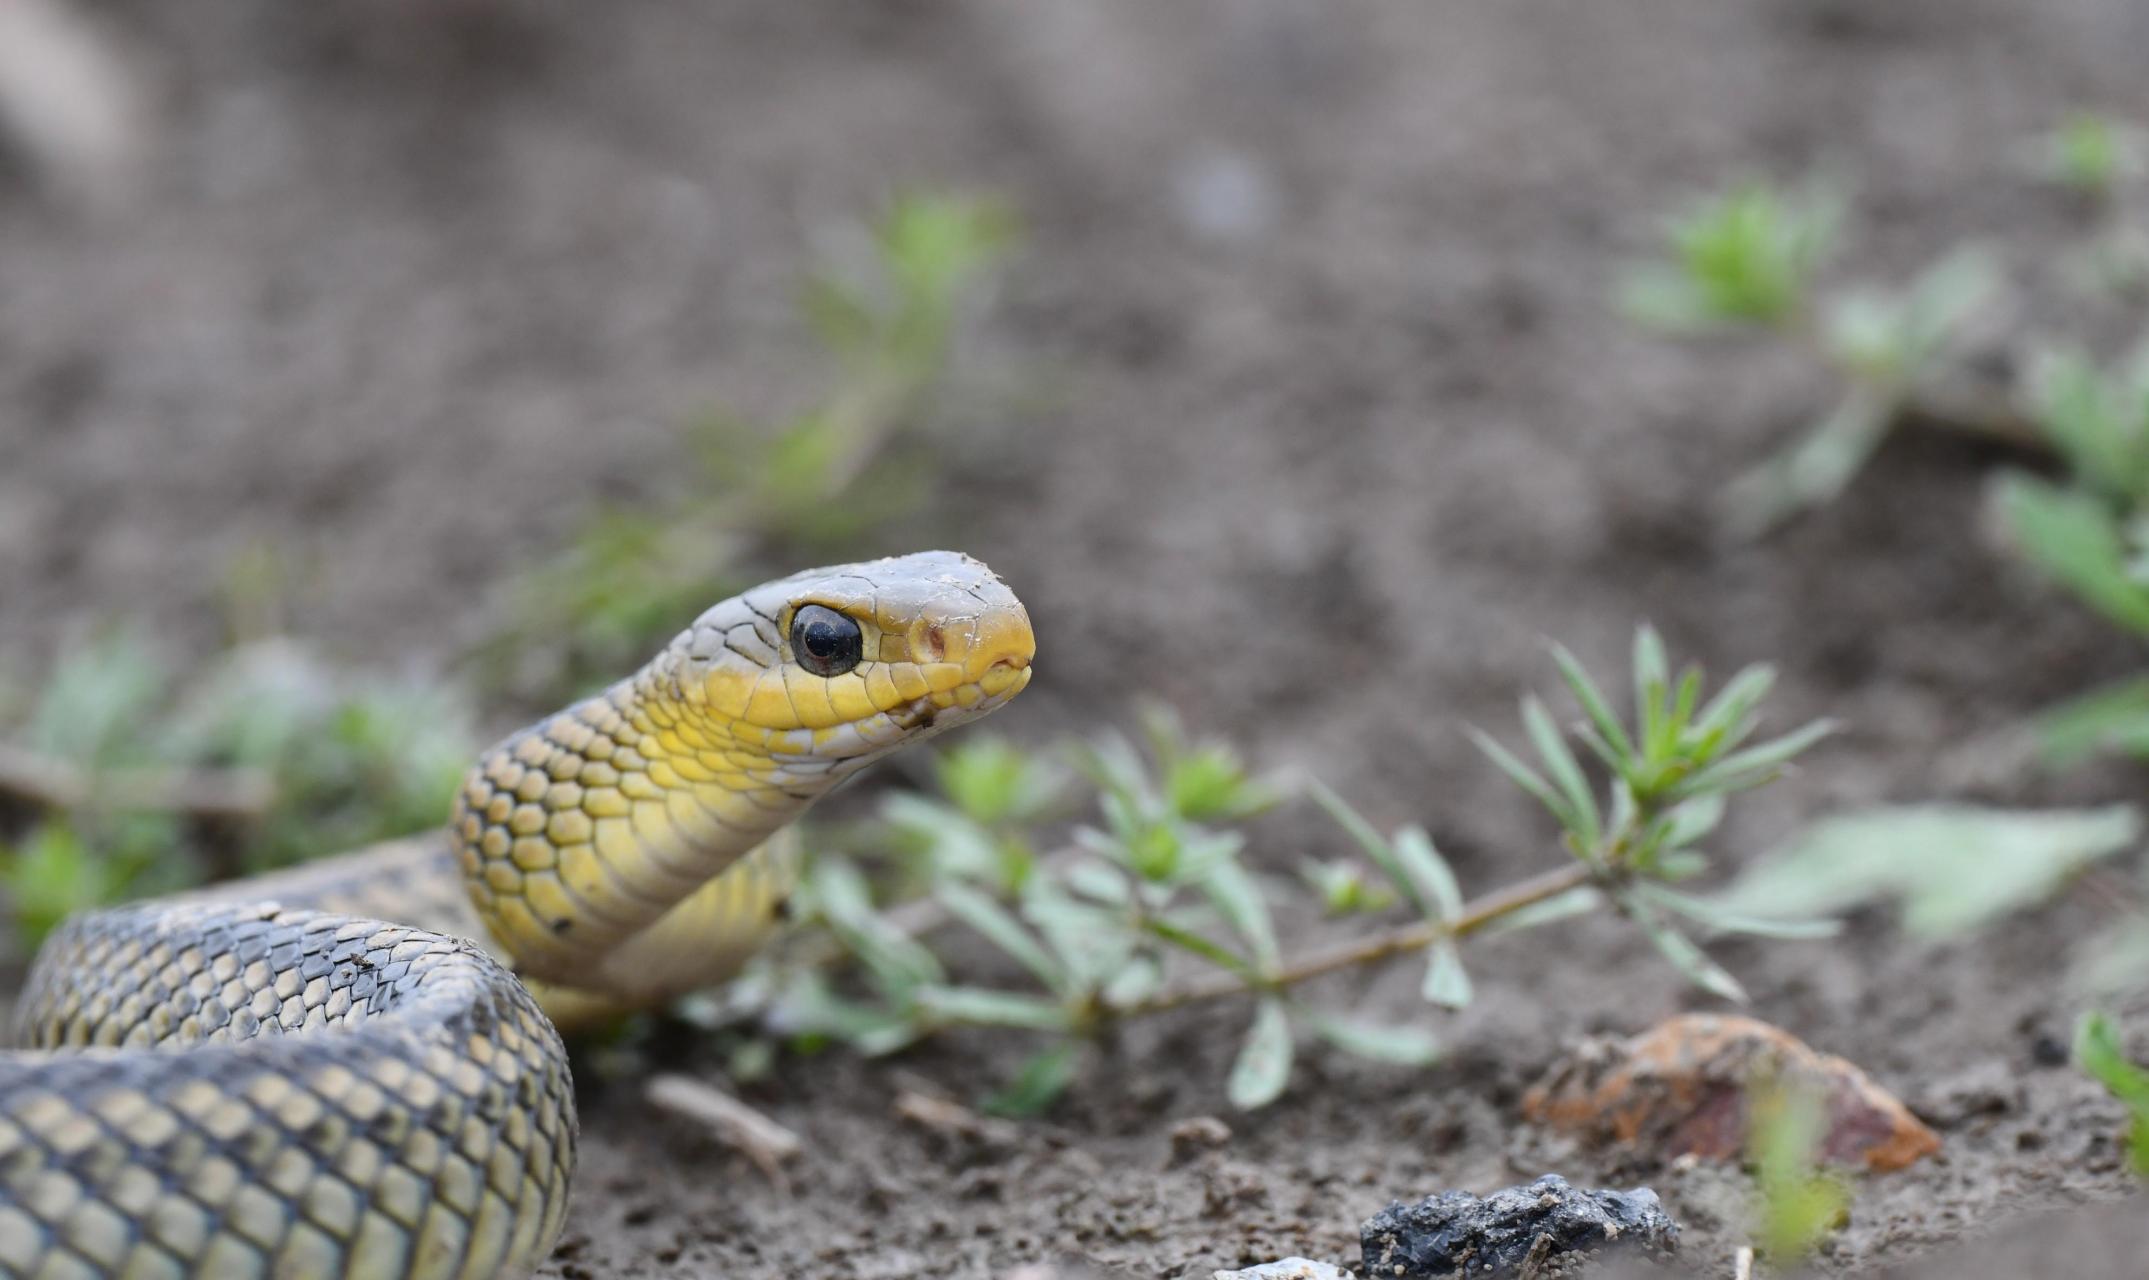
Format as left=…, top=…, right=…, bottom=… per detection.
left=4, top=2, right=2149, bottom=1277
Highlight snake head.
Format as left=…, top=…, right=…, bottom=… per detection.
left=671, top=550, right=1036, bottom=766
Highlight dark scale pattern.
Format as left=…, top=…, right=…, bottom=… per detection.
left=0, top=903, right=575, bottom=1279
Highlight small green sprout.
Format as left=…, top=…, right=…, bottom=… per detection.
left=1719, top=250, right=1998, bottom=538
left=1297, top=858, right=1399, bottom=916
left=0, top=821, right=166, bottom=946
left=1619, top=181, right=1840, bottom=331
left=2022, top=347, right=2149, bottom=510
left=484, top=191, right=1019, bottom=698
left=0, top=637, right=477, bottom=947
left=1466, top=628, right=1837, bottom=1000
left=1749, top=1078, right=1852, bottom=1261
left=2075, top=1012, right=2149, bottom=1178
left=2032, top=113, right=2143, bottom=198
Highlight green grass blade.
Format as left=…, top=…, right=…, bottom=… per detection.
left=935, top=880, right=1067, bottom=992
left=1202, top=861, right=1280, bottom=973
left=1393, top=825, right=1465, bottom=922
left=1522, top=696, right=1602, bottom=848
left=1550, top=642, right=1635, bottom=767
left=1466, top=726, right=1578, bottom=836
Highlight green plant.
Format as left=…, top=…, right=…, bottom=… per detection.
left=483, top=192, right=1019, bottom=698
left=1719, top=249, right=2000, bottom=537
left=1717, top=804, right=2141, bottom=938
left=2076, top=1011, right=2149, bottom=1178
left=2032, top=113, right=2143, bottom=199
left=1748, top=1078, right=1852, bottom=1261
left=0, top=636, right=477, bottom=948
left=1998, top=349, right=2149, bottom=691
left=747, top=628, right=1838, bottom=1113
left=1620, top=181, right=1840, bottom=331
left=1620, top=158, right=2136, bottom=537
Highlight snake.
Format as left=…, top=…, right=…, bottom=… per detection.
left=0, top=551, right=1036, bottom=1280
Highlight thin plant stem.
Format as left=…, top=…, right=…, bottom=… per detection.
left=1119, top=861, right=1599, bottom=1017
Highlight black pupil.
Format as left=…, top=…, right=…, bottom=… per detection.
left=791, top=605, right=861, bottom=675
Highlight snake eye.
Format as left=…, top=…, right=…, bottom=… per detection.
left=789, top=604, right=863, bottom=677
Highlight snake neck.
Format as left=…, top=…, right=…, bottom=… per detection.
left=450, top=651, right=839, bottom=991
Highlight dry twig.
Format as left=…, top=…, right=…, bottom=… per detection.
left=643, top=1073, right=803, bottom=1187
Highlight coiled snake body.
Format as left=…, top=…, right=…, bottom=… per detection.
left=0, top=553, right=1036, bottom=1279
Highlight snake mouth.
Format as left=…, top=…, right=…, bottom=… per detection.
left=978, top=655, right=1032, bottom=699
left=890, top=660, right=1032, bottom=734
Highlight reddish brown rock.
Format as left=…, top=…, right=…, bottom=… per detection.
left=1521, top=1013, right=1941, bottom=1173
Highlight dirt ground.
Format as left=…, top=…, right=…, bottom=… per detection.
left=5, top=1, right=2149, bottom=1276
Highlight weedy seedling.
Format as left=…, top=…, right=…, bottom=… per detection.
left=2029, top=113, right=2146, bottom=202
left=481, top=192, right=1018, bottom=699
left=748, top=628, right=1841, bottom=1113
left=1747, top=1078, right=1853, bottom=1263
left=0, top=634, right=475, bottom=948
left=2075, top=1011, right=2149, bottom=1179
left=1622, top=114, right=2149, bottom=540
left=1622, top=175, right=2004, bottom=537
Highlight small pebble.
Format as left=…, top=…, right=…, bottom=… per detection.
left=1213, top=1260, right=1355, bottom=1280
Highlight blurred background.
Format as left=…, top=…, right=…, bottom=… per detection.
left=3, top=1, right=2149, bottom=1276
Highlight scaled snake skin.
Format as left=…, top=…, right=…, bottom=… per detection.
left=0, top=552, right=1036, bottom=1279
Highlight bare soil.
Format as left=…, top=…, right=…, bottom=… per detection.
left=4, top=2, right=2149, bottom=1276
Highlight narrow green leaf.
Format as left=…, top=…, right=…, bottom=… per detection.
left=1101, top=954, right=1163, bottom=1007
left=1628, top=898, right=1749, bottom=1003
left=1658, top=793, right=1727, bottom=851
left=1668, top=667, right=1703, bottom=735
left=1394, top=825, right=1465, bottom=921
left=1063, top=859, right=1132, bottom=905
left=1228, top=997, right=1295, bottom=1110
left=1634, top=625, right=1671, bottom=757
left=1308, top=778, right=1394, bottom=864
left=1670, top=718, right=1836, bottom=798
left=1309, top=778, right=1427, bottom=917
left=984, top=1041, right=1080, bottom=1118
left=1203, top=861, right=1280, bottom=972
left=1421, top=944, right=1474, bottom=1009
left=1690, top=664, right=1777, bottom=755
left=2035, top=675, right=2149, bottom=768
left=2075, top=1011, right=2149, bottom=1178
left=1634, top=882, right=1842, bottom=940
left=1465, top=727, right=1577, bottom=835
left=1550, top=642, right=1635, bottom=767
left=2077, top=1012, right=2149, bottom=1108
left=1482, top=886, right=1604, bottom=936
left=2000, top=472, right=2149, bottom=637
left=935, top=880, right=1066, bottom=992
left=1718, top=803, right=2141, bottom=938
left=1523, top=695, right=1601, bottom=848
left=808, top=856, right=945, bottom=989
left=1718, top=387, right=1897, bottom=540
left=1142, top=916, right=1256, bottom=978
left=917, top=985, right=1072, bottom=1032
left=1308, top=1012, right=1443, bottom=1066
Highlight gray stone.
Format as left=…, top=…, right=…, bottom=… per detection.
left=1359, top=1174, right=1677, bottom=1278
left=1214, top=1261, right=1356, bottom=1280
